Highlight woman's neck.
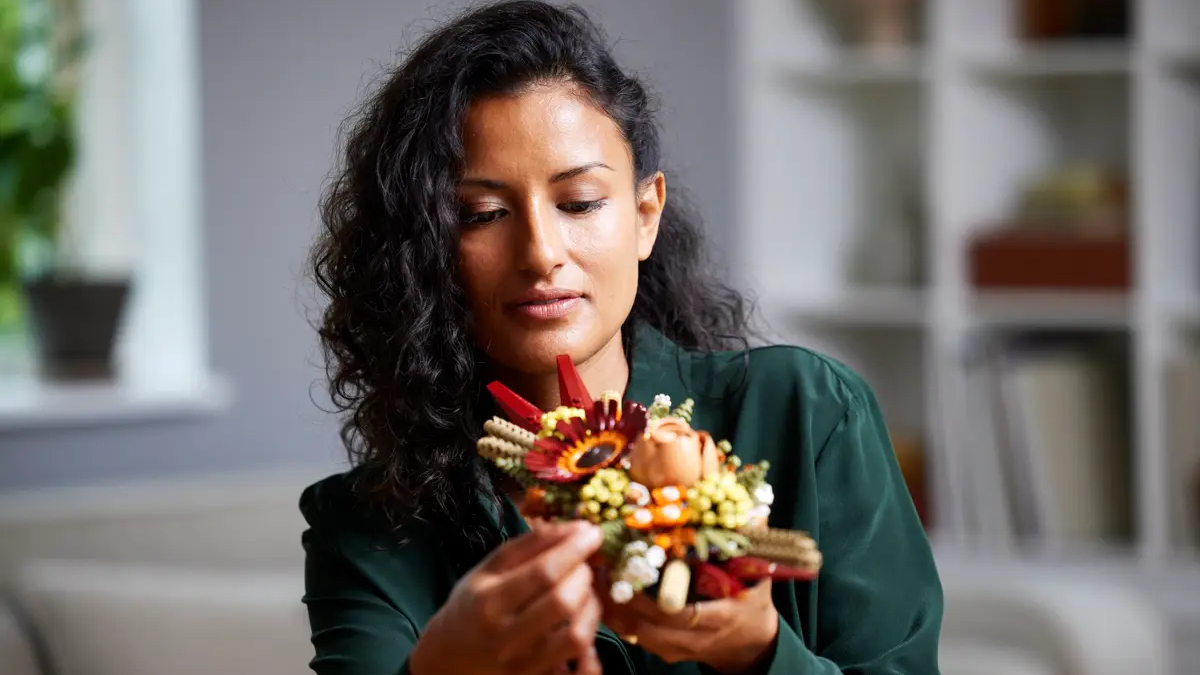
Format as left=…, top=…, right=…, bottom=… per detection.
left=489, top=332, right=630, bottom=412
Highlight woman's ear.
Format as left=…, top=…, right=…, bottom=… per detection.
left=636, top=172, right=666, bottom=262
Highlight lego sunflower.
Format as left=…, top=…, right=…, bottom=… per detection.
left=524, top=398, right=648, bottom=482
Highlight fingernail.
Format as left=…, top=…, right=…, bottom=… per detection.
left=577, top=524, right=602, bottom=546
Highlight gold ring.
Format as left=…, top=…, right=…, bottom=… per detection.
left=621, top=634, right=639, bottom=645
left=686, top=604, right=702, bottom=629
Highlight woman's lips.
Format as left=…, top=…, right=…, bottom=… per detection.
left=509, top=295, right=583, bottom=320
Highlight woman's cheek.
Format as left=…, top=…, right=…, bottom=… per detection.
left=568, top=209, right=640, bottom=266
left=457, top=254, right=498, bottom=321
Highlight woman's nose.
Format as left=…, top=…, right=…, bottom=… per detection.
left=518, top=203, right=568, bottom=276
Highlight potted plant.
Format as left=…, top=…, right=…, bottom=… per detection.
left=1, top=0, right=129, bottom=381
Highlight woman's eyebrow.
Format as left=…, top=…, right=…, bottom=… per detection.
left=460, top=176, right=508, bottom=189
left=550, top=162, right=613, bottom=183
left=460, top=161, right=613, bottom=189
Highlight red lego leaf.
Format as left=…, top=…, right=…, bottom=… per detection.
left=556, top=354, right=593, bottom=409
left=724, top=556, right=818, bottom=583
left=695, top=562, right=746, bottom=600
left=486, top=381, right=544, bottom=433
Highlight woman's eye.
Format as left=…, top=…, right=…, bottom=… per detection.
left=560, top=199, right=605, bottom=215
left=460, top=209, right=506, bottom=226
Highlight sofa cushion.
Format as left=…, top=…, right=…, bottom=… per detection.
left=0, top=471, right=318, bottom=587
left=940, top=640, right=1055, bottom=675
left=939, top=567, right=1173, bottom=675
left=14, top=559, right=310, bottom=675
left=0, top=599, right=41, bottom=675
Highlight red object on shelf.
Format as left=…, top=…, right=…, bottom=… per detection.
left=967, top=229, right=1131, bottom=290
left=1017, top=0, right=1130, bottom=41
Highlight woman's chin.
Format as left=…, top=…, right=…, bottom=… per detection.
left=486, top=324, right=614, bottom=375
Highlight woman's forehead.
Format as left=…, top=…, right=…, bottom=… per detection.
left=461, top=85, right=630, bottom=178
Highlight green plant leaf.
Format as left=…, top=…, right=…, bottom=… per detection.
left=0, top=0, right=82, bottom=289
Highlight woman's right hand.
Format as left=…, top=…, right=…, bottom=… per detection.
left=409, top=520, right=605, bottom=675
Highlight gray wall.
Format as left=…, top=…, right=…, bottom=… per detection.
left=0, top=0, right=734, bottom=491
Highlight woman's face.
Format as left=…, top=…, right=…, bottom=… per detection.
left=456, top=82, right=664, bottom=375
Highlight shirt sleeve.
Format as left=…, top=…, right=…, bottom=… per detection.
left=302, top=526, right=419, bottom=675
left=759, top=380, right=944, bottom=675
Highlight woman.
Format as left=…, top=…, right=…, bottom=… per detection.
left=303, top=2, right=942, bottom=674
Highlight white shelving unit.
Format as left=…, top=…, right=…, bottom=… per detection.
left=734, top=0, right=1200, bottom=576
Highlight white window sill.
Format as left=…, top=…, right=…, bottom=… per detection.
left=0, top=373, right=233, bottom=431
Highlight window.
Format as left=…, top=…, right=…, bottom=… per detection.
left=0, top=0, right=229, bottom=428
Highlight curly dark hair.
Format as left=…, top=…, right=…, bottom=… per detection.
left=311, top=0, right=752, bottom=567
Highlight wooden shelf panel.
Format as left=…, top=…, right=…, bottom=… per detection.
left=963, top=42, right=1133, bottom=79
left=765, top=288, right=929, bottom=329
left=968, top=291, right=1132, bottom=329
left=782, top=49, right=929, bottom=87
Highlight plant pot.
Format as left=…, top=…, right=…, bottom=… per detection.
left=22, top=277, right=131, bottom=381
left=967, top=228, right=1131, bottom=290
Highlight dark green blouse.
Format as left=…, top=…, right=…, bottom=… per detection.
left=300, top=325, right=943, bottom=674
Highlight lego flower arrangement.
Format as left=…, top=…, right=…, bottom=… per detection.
left=478, top=355, right=822, bottom=614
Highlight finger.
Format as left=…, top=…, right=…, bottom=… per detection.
left=596, top=576, right=640, bottom=636
left=600, top=601, right=640, bottom=636
left=623, top=592, right=709, bottom=629
left=483, top=520, right=592, bottom=572
left=623, top=579, right=771, bottom=631
left=503, top=564, right=593, bottom=656
left=493, top=524, right=603, bottom=609
left=592, top=562, right=622, bottom=605
left=559, top=595, right=603, bottom=664
left=623, top=581, right=777, bottom=664
left=519, top=594, right=602, bottom=675
left=592, top=568, right=632, bottom=635
left=575, top=645, right=602, bottom=675
left=619, top=620, right=701, bottom=664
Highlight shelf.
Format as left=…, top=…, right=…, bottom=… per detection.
left=740, top=2, right=1200, bottom=615
left=766, top=288, right=929, bottom=329
left=934, top=539, right=1140, bottom=574
left=783, top=49, right=928, bottom=88
left=968, top=290, right=1132, bottom=329
left=0, top=373, right=233, bottom=430
left=964, top=42, right=1133, bottom=80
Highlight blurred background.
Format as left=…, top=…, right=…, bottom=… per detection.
left=0, top=0, right=1197, bottom=674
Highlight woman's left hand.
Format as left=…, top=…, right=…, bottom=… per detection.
left=600, top=577, right=780, bottom=674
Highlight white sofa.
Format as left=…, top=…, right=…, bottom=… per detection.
left=0, top=470, right=1178, bottom=675
left=0, top=471, right=314, bottom=675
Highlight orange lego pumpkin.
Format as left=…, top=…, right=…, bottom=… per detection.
left=627, top=417, right=722, bottom=488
